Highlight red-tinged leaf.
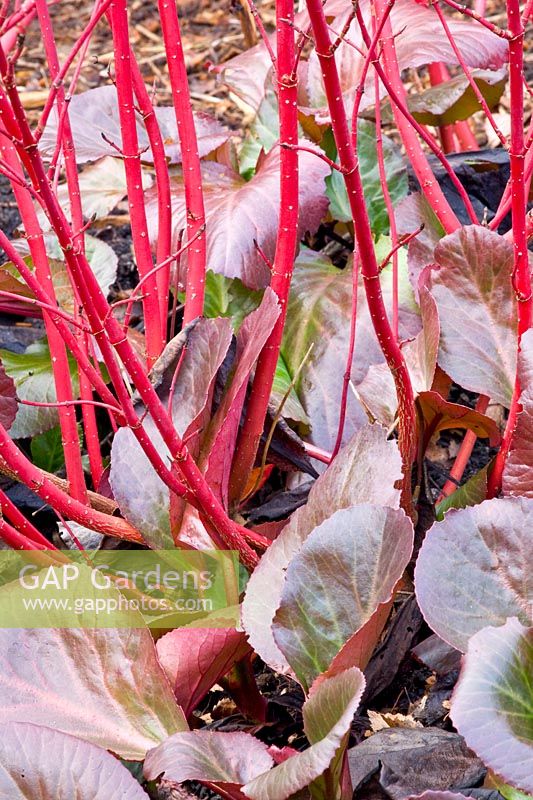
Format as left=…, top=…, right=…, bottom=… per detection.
left=396, top=193, right=445, bottom=299
left=405, top=795, right=471, bottom=800
left=0, top=627, right=187, bottom=759
left=144, top=730, right=274, bottom=787
left=39, top=85, right=230, bottom=164
left=415, top=497, right=533, bottom=653
left=242, top=423, right=403, bottom=675
left=451, top=619, right=533, bottom=793
left=0, top=722, right=150, bottom=798
left=213, top=43, right=275, bottom=114
left=417, top=390, right=501, bottom=446
left=299, top=0, right=507, bottom=122
left=406, top=69, right=507, bottom=127
left=430, top=226, right=517, bottom=407
left=0, top=360, right=17, bottom=431
left=503, top=329, right=533, bottom=497
left=357, top=282, right=439, bottom=427
left=156, top=628, right=251, bottom=717
left=282, top=245, right=420, bottom=451
left=145, top=148, right=330, bottom=290
left=242, top=668, right=365, bottom=800
left=272, top=504, right=413, bottom=689
left=110, top=318, right=232, bottom=548
left=201, top=289, right=280, bottom=507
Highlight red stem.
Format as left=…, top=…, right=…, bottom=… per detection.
left=108, top=0, right=164, bottom=366
left=436, top=395, right=489, bottom=502
left=487, top=0, right=531, bottom=497
left=354, top=5, right=476, bottom=229
left=305, top=0, right=417, bottom=507
left=0, top=488, right=54, bottom=549
left=157, top=0, right=207, bottom=325
left=229, top=0, right=299, bottom=505
left=129, top=54, right=173, bottom=337
left=0, top=124, right=87, bottom=504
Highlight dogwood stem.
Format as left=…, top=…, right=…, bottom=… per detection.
left=158, top=0, right=207, bottom=325
left=487, top=0, right=531, bottom=497
left=229, top=0, right=299, bottom=505
left=108, top=0, right=164, bottom=366
left=304, top=0, right=416, bottom=507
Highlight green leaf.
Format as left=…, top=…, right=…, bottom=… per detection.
left=0, top=340, right=79, bottom=439
left=326, top=120, right=408, bottom=237
left=435, top=465, right=489, bottom=521
left=451, top=618, right=533, bottom=794
left=243, top=668, right=365, bottom=800
left=271, top=352, right=310, bottom=426
left=202, top=270, right=263, bottom=330
left=30, top=425, right=66, bottom=473
left=239, top=89, right=279, bottom=177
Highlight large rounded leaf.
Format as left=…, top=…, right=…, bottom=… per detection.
left=39, top=85, right=230, bottom=164
left=451, top=619, right=533, bottom=793
left=282, top=245, right=420, bottom=451
left=145, top=149, right=330, bottom=290
left=415, top=497, right=533, bottom=652
left=0, top=722, right=149, bottom=798
left=110, top=318, right=232, bottom=548
left=0, top=627, right=187, bottom=759
left=243, top=668, right=365, bottom=800
left=242, top=423, right=403, bottom=674
left=430, top=226, right=516, bottom=407
left=144, top=730, right=274, bottom=785
left=272, top=504, right=413, bottom=689
left=503, top=329, right=533, bottom=497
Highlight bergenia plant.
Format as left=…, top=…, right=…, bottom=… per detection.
left=0, top=0, right=531, bottom=796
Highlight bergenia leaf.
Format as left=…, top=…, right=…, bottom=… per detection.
left=405, top=793, right=472, bottom=800
left=326, top=120, right=407, bottom=236
left=272, top=504, right=413, bottom=689
left=0, top=627, right=187, bottom=759
left=406, top=68, right=507, bottom=127
left=144, top=147, right=330, bottom=290
left=110, top=318, right=232, bottom=549
left=299, top=0, right=507, bottom=122
left=0, top=360, right=17, bottom=431
left=144, top=729, right=274, bottom=786
left=282, top=245, right=420, bottom=451
left=242, top=668, right=365, bottom=800
left=451, top=618, right=533, bottom=793
left=357, top=282, right=439, bottom=427
left=0, top=722, right=150, bottom=798
left=435, top=465, right=489, bottom=521
left=156, top=627, right=251, bottom=717
left=396, top=192, right=445, bottom=299
left=417, top=390, right=501, bottom=446
left=503, top=329, right=533, bottom=497
left=415, top=497, right=533, bottom=652
left=36, top=157, right=152, bottom=224
left=242, top=423, right=402, bottom=675
left=39, top=85, right=230, bottom=164
left=202, top=289, right=280, bottom=507
left=430, top=225, right=516, bottom=407
left=0, top=339, right=79, bottom=438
